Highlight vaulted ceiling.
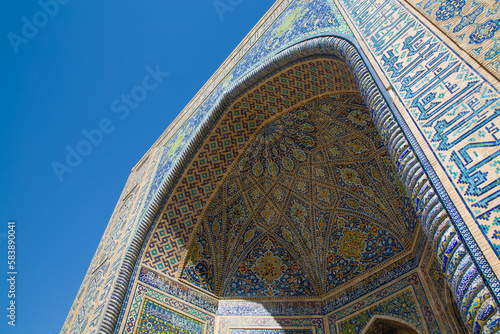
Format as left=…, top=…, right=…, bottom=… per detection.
left=139, top=57, right=421, bottom=300
left=180, top=94, right=419, bottom=298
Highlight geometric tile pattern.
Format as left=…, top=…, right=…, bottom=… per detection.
left=405, top=0, right=500, bottom=80
left=229, top=330, right=312, bottom=334
left=141, top=59, right=359, bottom=278
left=180, top=94, right=418, bottom=298
left=143, top=0, right=354, bottom=215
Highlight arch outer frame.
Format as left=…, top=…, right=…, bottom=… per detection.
left=360, top=315, right=423, bottom=334
left=105, top=34, right=500, bottom=333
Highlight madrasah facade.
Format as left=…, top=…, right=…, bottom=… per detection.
left=62, top=0, right=500, bottom=333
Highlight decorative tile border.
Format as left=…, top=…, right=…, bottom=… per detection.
left=138, top=266, right=218, bottom=314
left=121, top=283, right=215, bottom=334
left=229, top=330, right=313, bottom=334
left=217, top=300, right=324, bottom=317
left=136, top=298, right=205, bottom=334
left=218, top=317, right=325, bottom=334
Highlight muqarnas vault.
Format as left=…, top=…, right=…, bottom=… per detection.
left=62, top=0, right=500, bottom=333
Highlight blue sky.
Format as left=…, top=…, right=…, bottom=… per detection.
left=1, top=1, right=271, bottom=333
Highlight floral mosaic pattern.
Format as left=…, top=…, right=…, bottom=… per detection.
left=326, top=213, right=404, bottom=291
left=180, top=93, right=418, bottom=298
left=226, top=236, right=316, bottom=297
left=181, top=229, right=215, bottom=293
left=142, top=58, right=358, bottom=278
left=405, top=0, right=500, bottom=81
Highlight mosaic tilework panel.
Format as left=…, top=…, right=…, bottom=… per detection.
left=226, top=0, right=353, bottom=81
left=327, top=272, right=442, bottom=334
left=142, top=0, right=353, bottom=216
left=138, top=266, right=218, bottom=314
left=322, top=229, right=427, bottom=313
left=122, top=283, right=215, bottom=334
left=62, top=147, right=163, bottom=334
left=141, top=59, right=359, bottom=278
left=217, top=300, right=324, bottom=316
left=179, top=94, right=418, bottom=298
left=136, top=299, right=204, bottom=334
left=405, top=0, right=500, bottom=80
left=337, top=0, right=500, bottom=260
left=224, top=236, right=317, bottom=297
left=218, top=317, right=325, bottom=334
left=336, top=289, right=425, bottom=333
left=182, top=226, right=216, bottom=294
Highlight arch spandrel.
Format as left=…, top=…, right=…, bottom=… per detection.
left=140, top=58, right=360, bottom=278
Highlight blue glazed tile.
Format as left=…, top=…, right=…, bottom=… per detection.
left=478, top=297, right=497, bottom=322
left=436, top=225, right=455, bottom=265
left=442, top=234, right=461, bottom=273
left=454, top=262, right=477, bottom=305
left=472, top=297, right=496, bottom=334
left=337, top=0, right=500, bottom=299
left=483, top=310, right=500, bottom=333
left=467, top=288, right=491, bottom=328
left=462, top=276, right=485, bottom=315
left=446, top=245, right=466, bottom=284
